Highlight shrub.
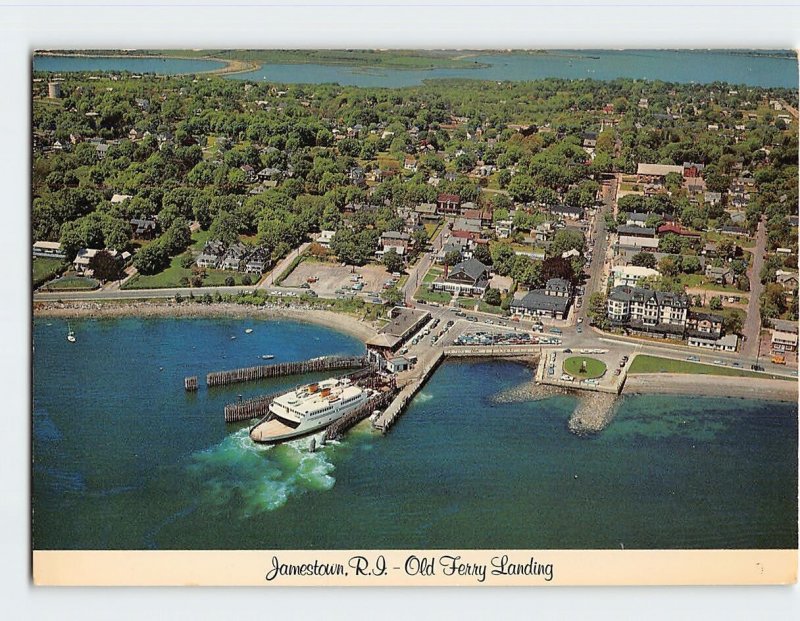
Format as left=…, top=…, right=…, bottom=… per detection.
left=224, top=276, right=236, bottom=286
left=241, top=274, right=252, bottom=286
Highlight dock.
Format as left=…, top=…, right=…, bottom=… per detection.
left=184, top=376, right=198, bottom=391
left=224, top=392, right=281, bottom=423
left=205, top=355, right=367, bottom=387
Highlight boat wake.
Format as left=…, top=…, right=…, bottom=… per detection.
left=187, top=428, right=336, bottom=516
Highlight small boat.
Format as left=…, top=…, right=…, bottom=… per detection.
left=245, top=328, right=253, bottom=334
left=230, top=336, right=236, bottom=340
left=261, top=354, right=274, bottom=360
left=66, top=323, right=76, bottom=343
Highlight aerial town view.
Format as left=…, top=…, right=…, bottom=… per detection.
left=31, top=50, right=798, bottom=556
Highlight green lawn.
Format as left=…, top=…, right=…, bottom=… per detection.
left=43, top=275, right=99, bottom=291
left=124, top=254, right=256, bottom=289
left=32, top=257, right=66, bottom=288
left=424, top=220, right=444, bottom=240
left=456, top=297, right=505, bottom=315
left=628, top=355, right=787, bottom=380
left=415, top=286, right=452, bottom=304
left=677, top=274, right=746, bottom=295
left=563, top=356, right=607, bottom=379
left=423, top=266, right=444, bottom=284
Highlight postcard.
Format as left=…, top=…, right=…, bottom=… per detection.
left=31, top=48, right=798, bottom=587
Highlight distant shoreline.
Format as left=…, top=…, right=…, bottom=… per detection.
left=33, top=51, right=260, bottom=76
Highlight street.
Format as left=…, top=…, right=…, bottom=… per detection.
left=741, top=217, right=766, bottom=359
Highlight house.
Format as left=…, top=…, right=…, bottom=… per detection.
left=431, top=258, right=490, bottom=296
left=612, top=265, right=660, bottom=288
left=617, top=225, right=659, bottom=250
left=386, top=356, right=411, bottom=374
left=452, top=217, right=482, bottom=236
left=776, top=270, right=799, bottom=291
left=33, top=241, right=66, bottom=259
left=437, top=238, right=472, bottom=264
left=704, top=191, right=722, bottom=205
left=625, top=212, right=651, bottom=228
left=561, top=248, right=580, bottom=260
left=682, top=162, right=705, bottom=178
left=510, top=278, right=573, bottom=320
left=220, top=243, right=248, bottom=271
left=240, top=164, right=257, bottom=183
left=684, top=177, right=707, bottom=195
left=770, top=319, right=798, bottom=334
left=317, top=230, right=336, bottom=248
left=582, top=131, right=598, bottom=149
left=719, top=225, right=749, bottom=237
left=436, top=193, right=461, bottom=215
left=95, top=143, right=109, bottom=160
left=73, top=248, right=118, bottom=275
left=494, top=219, right=513, bottom=239
left=403, top=157, right=417, bottom=172
left=535, top=222, right=554, bottom=242
left=636, top=163, right=683, bottom=184
left=771, top=330, right=798, bottom=353
left=349, top=166, right=366, bottom=186
left=550, top=205, right=584, bottom=221
left=110, top=193, right=132, bottom=204
left=705, top=265, right=733, bottom=285
left=379, top=231, right=411, bottom=256
left=414, top=203, right=438, bottom=221
left=245, top=247, right=270, bottom=274
left=606, top=285, right=689, bottom=337
left=686, top=311, right=724, bottom=338
left=657, top=223, right=700, bottom=238
left=687, top=333, right=738, bottom=352
left=130, top=218, right=158, bottom=240
left=257, top=167, right=282, bottom=182
left=196, top=240, right=225, bottom=269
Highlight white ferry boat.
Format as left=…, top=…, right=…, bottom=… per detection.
left=249, top=377, right=372, bottom=444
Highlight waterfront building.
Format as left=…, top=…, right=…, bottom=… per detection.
left=510, top=278, right=573, bottom=320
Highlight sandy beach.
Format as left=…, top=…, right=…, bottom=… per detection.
left=623, top=373, right=798, bottom=403
left=32, top=300, right=379, bottom=343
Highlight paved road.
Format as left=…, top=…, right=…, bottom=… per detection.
left=258, top=241, right=311, bottom=289
left=741, top=217, right=766, bottom=359
left=402, top=222, right=448, bottom=305
left=576, top=177, right=615, bottom=324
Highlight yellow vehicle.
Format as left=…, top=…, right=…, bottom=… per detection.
left=771, top=354, right=786, bottom=365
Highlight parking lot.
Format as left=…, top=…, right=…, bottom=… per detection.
left=283, top=261, right=395, bottom=299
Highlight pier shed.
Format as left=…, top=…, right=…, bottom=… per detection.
left=366, top=307, right=430, bottom=368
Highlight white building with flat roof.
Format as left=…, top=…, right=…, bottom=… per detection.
left=612, top=265, right=660, bottom=288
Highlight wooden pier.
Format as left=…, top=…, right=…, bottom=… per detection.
left=206, top=355, right=367, bottom=387
left=224, top=392, right=281, bottom=423
left=184, top=376, right=198, bottom=391
left=323, top=389, right=396, bottom=442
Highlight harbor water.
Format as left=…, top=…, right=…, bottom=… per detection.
left=32, top=318, right=797, bottom=550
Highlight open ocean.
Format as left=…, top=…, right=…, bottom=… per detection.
left=32, top=318, right=797, bottom=550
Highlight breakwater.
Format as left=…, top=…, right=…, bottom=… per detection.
left=206, top=355, right=367, bottom=387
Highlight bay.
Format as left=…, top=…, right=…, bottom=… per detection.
left=32, top=50, right=797, bottom=88
left=31, top=318, right=798, bottom=550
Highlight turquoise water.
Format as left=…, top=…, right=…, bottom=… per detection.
left=32, top=55, right=226, bottom=75
left=33, top=50, right=797, bottom=87
left=32, top=318, right=797, bottom=550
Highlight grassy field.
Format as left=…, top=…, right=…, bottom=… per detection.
left=563, top=356, right=607, bottom=379
left=424, top=220, right=445, bottom=240
left=415, top=286, right=452, bottom=305
left=456, top=297, right=505, bottom=315
left=628, top=355, right=787, bottom=380
left=43, top=275, right=99, bottom=291
left=32, top=257, right=66, bottom=288
left=423, top=266, right=444, bottom=284
left=677, top=273, right=745, bottom=294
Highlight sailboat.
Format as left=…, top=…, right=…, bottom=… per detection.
left=245, top=328, right=254, bottom=334
left=66, top=323, right=76, bottom=343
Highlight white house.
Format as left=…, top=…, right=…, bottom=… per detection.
left=612, top=265, right=660, bottom=288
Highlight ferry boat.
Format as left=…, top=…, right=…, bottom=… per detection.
left=249, top=377, right=372, bottom=444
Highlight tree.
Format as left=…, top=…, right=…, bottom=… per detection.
left=88, top=250, right=124, bottom=283
left=472, top=243, right=492, bottom=265
left=383, top=286, right=403, bottom=306
left=508, top=174, right=536, bottom=203
left=224, top=276, right=235, bottom=286
left=209, top=211, right=241, bottom=247
left=490, top=242, right=515, bottom=276
left=133, top=242, right=169, bottom=275
left=587, top=292, right=608, bottom=329
left=241, top=274, right=252, bottom=286
left=483, top=288, right=501, bottom=306
left=681, top=255, right=701, bottom=274
left=658, top=256, right=680, bottom=277
left=723, top=313, right=743, bottom=335
left=630, top=252, right=657, bottom=269
left=540, top=256, right=574, bottom=284
left=443, top=249, right=462, bottom=266
left=658, top=233, right=682, bottom=254
left=548, top=229, right=584, bottom=258
left=382, top=248, right=404, bottom=274
left=709, top=296, right=723, bottom=311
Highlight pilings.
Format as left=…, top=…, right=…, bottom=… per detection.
left=184, top=376, right=198, bottom=392
left=224, top=392, right=280, bottom=423
left=323, top=389, right=396, bottom=443
left=206, top=355, right=367, bottom=387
